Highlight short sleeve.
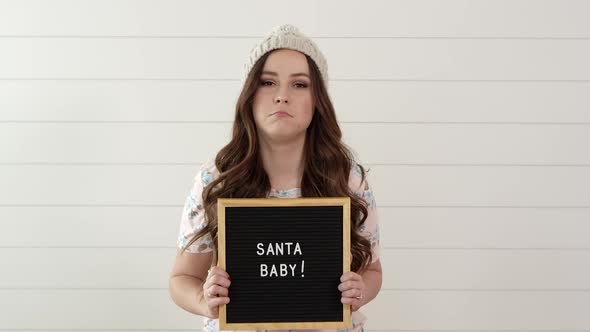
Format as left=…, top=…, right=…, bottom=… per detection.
left=176, top=162, right=215, bottom=254
left=351, top=162, right=381, bottom=263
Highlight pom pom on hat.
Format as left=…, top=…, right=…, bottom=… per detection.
left=242, top=24, right=329, bottom=88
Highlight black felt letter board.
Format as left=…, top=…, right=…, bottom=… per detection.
left=217, top=197, right=351, bottom=330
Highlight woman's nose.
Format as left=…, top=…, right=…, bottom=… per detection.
left=274, top=83, right=290, bottom=104
left=274, top=95, right=288, bottom=104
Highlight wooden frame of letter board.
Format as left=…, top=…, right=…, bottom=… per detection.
left=217, top=197, right=351, bottom=330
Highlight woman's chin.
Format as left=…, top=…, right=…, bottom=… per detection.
left=262, top=129, right=305, bottom=143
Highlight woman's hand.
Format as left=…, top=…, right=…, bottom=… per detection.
left=202, top=266, right=231, bottom=318
left=338, top=271, right=365, bottom=312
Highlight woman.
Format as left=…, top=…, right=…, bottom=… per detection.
left=169, top=24, right=382, bottom=332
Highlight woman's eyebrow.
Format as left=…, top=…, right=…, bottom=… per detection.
left=262, top=71, right=310, bottom=78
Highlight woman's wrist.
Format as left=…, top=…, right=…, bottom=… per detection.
left=359, top=268, right=382, bottom=306
left=195, top=287, right=208, bottom=315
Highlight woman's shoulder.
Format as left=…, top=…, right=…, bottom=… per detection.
left=348, top=159, right=371, bottom=193
left=194, top=157, right=221, bottom=187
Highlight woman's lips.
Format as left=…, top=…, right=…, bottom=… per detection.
left=272, top=111, right=292, bottom=117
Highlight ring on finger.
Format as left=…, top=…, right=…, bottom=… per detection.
left=354, top=290, right=363, bottom=300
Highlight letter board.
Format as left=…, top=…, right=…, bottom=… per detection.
left=217, top=197, right=351, bottom=330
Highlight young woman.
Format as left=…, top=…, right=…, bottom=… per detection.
left=169, top=24, right=382, bottom=332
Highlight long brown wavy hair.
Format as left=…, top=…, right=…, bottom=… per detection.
left=180, top=49, right=373, bottom=273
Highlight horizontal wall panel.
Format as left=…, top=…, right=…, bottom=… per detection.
left=2, top=123, right=589, bottom=164
left=0, top=206, right=185, bottom=248
left=362, top=290, right=590, bottom=330
left=0, top=248, right=176, bottom=289
left=1, top=248, right=588, bottom=289
left=1, top=165, right=589, bottom=207
left=2, top=80, right=590, bottom=123
left=0, top=289, right=200, bottom=329
left=0, top=289, right=588, bottom=329
left=0, top=0, right=589, bottom=37
left=2, top=38, right=590, bottom=80
left=0, top=123, right=231, bottom=164
left=379, top=207, right=590, bottom=249
left=379, top=249, right=590, bottom=289
left=1, top=207, right=589, bottom=249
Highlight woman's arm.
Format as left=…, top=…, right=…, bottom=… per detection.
left=169, top=273, right=209, bottom=315
left=169, top=252, right=231, bottom=319
left=339, top=258, right=383, bottom=311
left=358, top=259, right=383, bottom=307
left=169, top=249, right=218, bottom=317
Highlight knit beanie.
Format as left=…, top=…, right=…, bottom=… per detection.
left=242, top=24, right=329, bottom=88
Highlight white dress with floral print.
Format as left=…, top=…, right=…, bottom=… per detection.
left=177, top=158, right=380, bottom=332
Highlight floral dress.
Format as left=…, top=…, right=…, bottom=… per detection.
left=177, top=159, right=380, bottom=332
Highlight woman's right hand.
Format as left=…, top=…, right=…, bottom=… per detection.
left=202, top=266, right=231, bottom=318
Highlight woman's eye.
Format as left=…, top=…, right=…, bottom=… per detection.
left=259, top=80, right=308, bottom=88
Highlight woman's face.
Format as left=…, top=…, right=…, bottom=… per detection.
left=252, top=49, right=315, bottom=143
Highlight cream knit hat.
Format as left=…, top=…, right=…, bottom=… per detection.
left=242, top=24, right=329, bottom=88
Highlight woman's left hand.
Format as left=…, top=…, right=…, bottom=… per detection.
left=338, top=271, right=365, bottom=311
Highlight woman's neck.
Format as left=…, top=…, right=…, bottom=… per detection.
left=258, top=134, right=305, bottom=190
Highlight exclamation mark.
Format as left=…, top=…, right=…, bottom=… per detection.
left=301, top=260, right=305, bottom=277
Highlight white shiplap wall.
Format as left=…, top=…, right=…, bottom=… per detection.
left=1, top=0, right=590, bottom=331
